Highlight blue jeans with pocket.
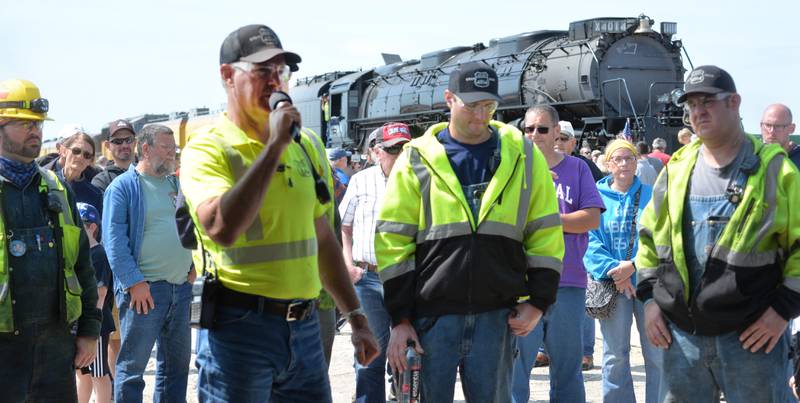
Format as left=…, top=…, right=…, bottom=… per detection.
left=661, top=325, right=789, bottom=402
left=414, top=308, right=516, bottom=403
left=353, top=271, right=391, bottom=403
left=115, top=280, right=192, bottom=403
left=196, top=303, right=331, bottom=403
left=513, top=286, right=586, bottom=403
left=600, top=293, right=662, bottom=403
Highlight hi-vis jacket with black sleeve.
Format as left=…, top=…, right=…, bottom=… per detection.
left=636, top=134, right=800, bottom=335
left=375, top=121, right=564, bottom=325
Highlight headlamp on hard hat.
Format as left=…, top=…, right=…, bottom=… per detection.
left=0, top=98, right=49, bottom=114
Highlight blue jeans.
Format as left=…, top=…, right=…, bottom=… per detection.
left=354, top=271, right=391, bottom=403
left=513, top=287, right=586, bottom=403
left=115, top=280, right=192, bottom=403
left=661, top=324, right=789, bottom=403
left=600, top=294, right=662, bottom=403
left=196, top=304, right=331, bottom=403
left=583, top=312, right=596, bottom=357
left=414, top=308, right=516, bottom=403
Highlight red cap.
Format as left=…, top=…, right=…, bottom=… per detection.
left=378, top=123, right=411, bottom=147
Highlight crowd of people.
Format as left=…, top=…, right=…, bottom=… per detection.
left=1, top=23, right=799, bottom=403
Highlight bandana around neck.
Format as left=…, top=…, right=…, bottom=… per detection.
left=0, top=156, right=39, bottom=188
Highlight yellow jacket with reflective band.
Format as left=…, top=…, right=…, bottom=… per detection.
left=0, top=168, right=84, bottom=333
left=180, top=115, right=329, bottom=300
left=375, top=121, right=564, bottom=324
left=636, top=134, right=800, bottom=335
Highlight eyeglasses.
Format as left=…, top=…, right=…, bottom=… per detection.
left=609, top=155, right=636, bottom=165
left=70, top=147, right=94, bottom=160
left=0, top=119, right=44, bottom=132
left=760, top=122, right=792, bottom=131
left=381, top=144, right=404, bottom=155
left=555, top=136, right=571, bottom=142
left=232, top=62, right=292, bottom=83
left=109, top=136, right=134, bottom=145
left=453, top=95, right=498, bottom=115
left=683, top=92, right=731, bottom=112
left=523, top=126, right=550, bottom=135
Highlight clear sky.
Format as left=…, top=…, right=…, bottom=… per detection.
left=3, top=0, right=798, bottom=139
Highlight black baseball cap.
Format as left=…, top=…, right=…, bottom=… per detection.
left=220, top=25, right=301, bottom=72
left=448, top=62, right=502, bottom=103
left=677, top=65, right=736, bottom=103
left=108, top=119, right=135, bottom=138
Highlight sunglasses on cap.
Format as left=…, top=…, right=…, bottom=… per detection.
left=109, top=136, right=134, bottom=145
left=0, top=98, right=49, bottom=114
left=523, top=126, right=550, bottom=135
left=70, top=147, right=94, bottom=160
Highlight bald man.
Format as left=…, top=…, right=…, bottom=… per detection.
left=761, top=104, right=798, bottom=168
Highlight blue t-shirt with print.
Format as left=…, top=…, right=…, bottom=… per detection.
left=437, top=127, right=499, bottom=221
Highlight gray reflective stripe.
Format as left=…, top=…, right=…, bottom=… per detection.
left=417, top=222, right=472, bottom=242
left=476, top=221, right=521, bottom=241
left=523, top=213, right=561, bottom=237
left=784, top=277, right=800, bottom=293
left=636, top=266, right=659, bottom=285
left=376, top=220, right=418, bottom=238
left=651, top=167, right=668, bottom=215
left=711, top=245, right=776, bottom=268
left=752, top=155, right=783, bottom=247
left=38, top=168, right=74, bottom=226
left=516, top=139, right=534, bottom=232
left=220, top=238, right=317, bottom=266
left=304, top=129, right=326, bottom=161
left=408, top=148, right=433, bottom=233
left=219, top=141, right=263, bottom=242
left=656, top=245, right=672, bottom=260
left=379, top=259, right=415, bottom=282
left=66, top=275, right=82, bottom=295
left=639, top=227, right=653, bottom=240
left=526, top=255, right=563, bottom=273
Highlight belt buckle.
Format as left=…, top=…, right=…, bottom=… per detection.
left=286, top=300, right=309, bottom=322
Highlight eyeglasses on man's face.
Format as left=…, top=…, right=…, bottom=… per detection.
left=452, top=95, right=498, bottom=115
left=760, top=122, right=792, bottom=131
left=109, top=136, right=134, bottom=146
left=683, top=92, right=731, bottom=113
left=524, top=125, right=551, bottom=135
left=0, top=119, right=44, bottom=132
left=232, top=62, right=292, bottom=83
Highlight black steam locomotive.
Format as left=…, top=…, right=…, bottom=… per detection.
left=290, top=14, right=689, bottom=152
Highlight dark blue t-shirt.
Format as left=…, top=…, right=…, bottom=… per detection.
left=437, top=127, right=499, bottom=220
left=91, top=244, right=115, bottom=336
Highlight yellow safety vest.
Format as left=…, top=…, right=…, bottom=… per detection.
left=0, top=168, right=83, bottom=333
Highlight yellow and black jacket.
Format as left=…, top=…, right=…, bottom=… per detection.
left=375, top=121, right=564, bottom=325
left=637, top=135, right=800, bottom=335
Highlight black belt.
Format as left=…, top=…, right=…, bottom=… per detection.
left=217, top=286, right=316, bottom=322
left=355, top=261, right=378, bottom=272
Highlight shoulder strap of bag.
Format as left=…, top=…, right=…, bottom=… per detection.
left=625, top=187, right=642, bottom=261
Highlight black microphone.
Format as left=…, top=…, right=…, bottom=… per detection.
left=268, top=91, right=301, bottom=143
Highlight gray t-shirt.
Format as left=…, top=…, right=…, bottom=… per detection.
left=689, top=141, right=750, bottom=196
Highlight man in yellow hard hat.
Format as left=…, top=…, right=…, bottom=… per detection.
left=0, top=79, right=100, bottom=402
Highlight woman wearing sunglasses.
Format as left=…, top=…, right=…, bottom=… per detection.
left=43, top=132, right=104, bottom=219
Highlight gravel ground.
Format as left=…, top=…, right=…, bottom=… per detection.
left=132, top=319, right=648, bottom=402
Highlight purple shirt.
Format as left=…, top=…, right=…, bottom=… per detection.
left=552, top=155, right=605, bottom=288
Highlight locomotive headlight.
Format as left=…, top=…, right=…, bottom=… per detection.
left=671, top=88, right=685, bottom=107
left=661, top=22, right=677, bottom=36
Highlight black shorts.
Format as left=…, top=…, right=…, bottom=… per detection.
left=80, top=333, right=111, bottom=378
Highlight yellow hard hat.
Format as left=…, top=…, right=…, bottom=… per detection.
left=0, top=79, right=51, bottom=121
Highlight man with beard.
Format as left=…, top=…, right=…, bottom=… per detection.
left=0, top=78, right=100, bottom=402
left=102, top=124, right=195, bottom=403
left=92, top=119, right=136, bottom=192
left=179, top=24, right=378, bottom=402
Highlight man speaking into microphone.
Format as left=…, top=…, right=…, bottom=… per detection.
left=180, top=24, right=379, bottom=402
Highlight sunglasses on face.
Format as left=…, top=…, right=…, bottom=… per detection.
left=0, top=119, right=44, bottom=132
left=523, top=126, right=550, bottom=135
left=70, top=147, right=94, bottom=160
left=381, top=144, right=404, bottom=155
left=109, top=136, right=134, bottom=145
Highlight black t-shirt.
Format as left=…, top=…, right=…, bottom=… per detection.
left=437, top=127, right=499, bottom=221
left=91, top=244, right=116, bottom=336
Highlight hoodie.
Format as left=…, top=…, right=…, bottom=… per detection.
left=583, top=175, right=652, bottom=284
